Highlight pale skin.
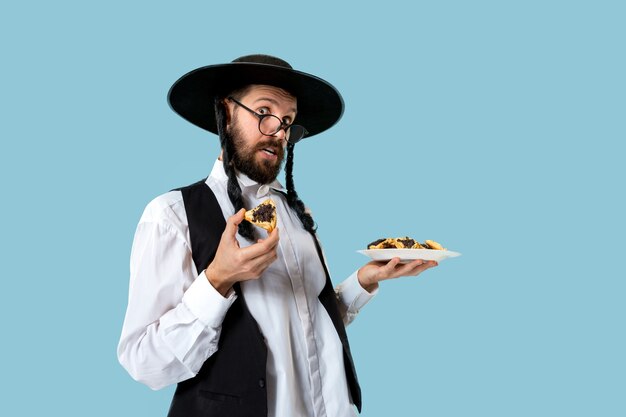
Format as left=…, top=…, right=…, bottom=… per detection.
left=204, top=85, right=437, bottom=296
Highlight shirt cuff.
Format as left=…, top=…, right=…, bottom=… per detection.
left=337, top=270, right=379, bottom=313
left=182, top=271, right=237, bottom=328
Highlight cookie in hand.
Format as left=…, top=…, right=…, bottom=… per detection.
left=244, top=199, right=277, bottom=233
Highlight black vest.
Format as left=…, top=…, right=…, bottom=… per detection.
left=167, top=180, right=362, bottom=417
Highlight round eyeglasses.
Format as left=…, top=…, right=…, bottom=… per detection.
left=228, top=97, right=309, bottom=144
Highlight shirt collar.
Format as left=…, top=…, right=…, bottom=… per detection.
left=208, top=159, right=286, bottom=193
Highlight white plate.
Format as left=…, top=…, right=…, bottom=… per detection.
left=357, top=249, right=461, bottom=263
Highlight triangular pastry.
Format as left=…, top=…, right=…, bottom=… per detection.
left=244, top=199, right=277, bottom=233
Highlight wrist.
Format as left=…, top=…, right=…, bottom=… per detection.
left=357, top=268, right=378, bottom=293
left=205, top=265, right=233, bottom=297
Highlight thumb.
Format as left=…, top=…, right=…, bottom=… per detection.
left=225, top=208, right=246, bottom=238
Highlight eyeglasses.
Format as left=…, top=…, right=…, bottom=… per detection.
left=228, top=97, right=308, bottom=144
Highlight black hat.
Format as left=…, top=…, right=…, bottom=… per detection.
left=167, top=54, right=344, bottom=138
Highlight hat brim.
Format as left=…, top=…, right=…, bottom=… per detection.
left=167, top=62, right=344, bottom=138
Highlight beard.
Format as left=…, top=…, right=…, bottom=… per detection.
left=226, top=122, right=286, bottom=185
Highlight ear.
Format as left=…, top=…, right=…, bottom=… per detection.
left=222, top=98, right=233, bottom=125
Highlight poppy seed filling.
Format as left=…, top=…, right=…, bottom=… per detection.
left=397, top=238, right=416, bottom=248
left=367, top=238, right=386, bottom=248
left=367, top=237, right=445, bottom=250
left=253, top=203, right=274, bottom=222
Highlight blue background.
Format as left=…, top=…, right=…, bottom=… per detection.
left=2, top=1, right=624, bottom=415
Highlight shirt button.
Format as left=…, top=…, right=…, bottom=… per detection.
left=256, top=185, right=270, bottom=198
left=258, top=378, right=266, bottom=388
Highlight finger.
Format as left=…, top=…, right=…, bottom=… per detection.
left=379, top=257, right=401, bottom=277
left=400, top=260, right=438, bottom=277
left=249, top=243, right=278, bottom=263
left=378, top=259, right=416, bottom=279
left=232, top=208, right=246, bottom=224
left=381, top=258, right=435, bottom=280
left=397, top=259, right=426, bottom=273
left=237, top=247, right=278, bottom=281
left=266, top=226, right=279, bottom=242
left=241, top=227, right=280, bottom=259
left=251, top=249, right=279, bottom=274
left=224, top=208, right=246, bottom=235
left=402, top=259, right=426, bottom=269
left=221, top=209, right=246, bottom=245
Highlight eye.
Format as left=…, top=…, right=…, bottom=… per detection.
left=257, top=107, right=270, bottom=115
left=282, top=116, right=292, bottom=125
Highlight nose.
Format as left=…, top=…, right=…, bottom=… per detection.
left=270, top=128, right=288, bottom=143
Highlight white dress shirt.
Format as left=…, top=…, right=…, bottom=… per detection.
left=118, top=160, right=377, bottom=417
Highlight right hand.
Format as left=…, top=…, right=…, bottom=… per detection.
left=204, top=208, right=279, bottom=296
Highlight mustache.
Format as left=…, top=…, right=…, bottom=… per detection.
left=255, top=139, right=285, bottom=155
left=255, top=138, right=284, bottom=148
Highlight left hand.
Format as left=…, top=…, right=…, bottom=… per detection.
left=357, top=258, right=438, bottom=291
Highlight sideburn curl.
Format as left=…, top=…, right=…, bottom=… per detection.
left=285, top=142, right=316, bottom=235
left=214, top=98, right=256, bottom=242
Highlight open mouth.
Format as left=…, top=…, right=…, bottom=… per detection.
left=262, top=147, right=277, bottom=156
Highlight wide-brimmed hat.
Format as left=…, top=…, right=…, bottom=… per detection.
left=167, top=54, right=344, bottom=138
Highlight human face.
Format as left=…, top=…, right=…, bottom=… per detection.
left=226, top=85, right=297, bottom=184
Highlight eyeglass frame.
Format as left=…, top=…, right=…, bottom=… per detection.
left=227, top=96, right=308, bottom=144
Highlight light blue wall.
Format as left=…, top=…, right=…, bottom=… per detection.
left=2, top=1, right=624, bottom=415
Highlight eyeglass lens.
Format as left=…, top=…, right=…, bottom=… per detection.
left=287, top=125, right=306, bottom=143
left=259, top=115, right=306, bottom=143
left=259, top=115, right=283, bottom=136
left=228, top=97, right=307, bottom=143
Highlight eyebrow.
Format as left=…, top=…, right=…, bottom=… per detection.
left=252, top=97, right=297, bottom=115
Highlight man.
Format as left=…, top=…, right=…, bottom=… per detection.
left=118, top=54, right=437, bottom=417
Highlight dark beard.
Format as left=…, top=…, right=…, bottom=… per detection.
left=227, top=123, right=285, bottom=184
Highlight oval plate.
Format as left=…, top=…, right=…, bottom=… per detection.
left=357, top=249, right=461, bottom=263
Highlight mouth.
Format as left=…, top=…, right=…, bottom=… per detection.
left=258, top=146, right=280, bottom=160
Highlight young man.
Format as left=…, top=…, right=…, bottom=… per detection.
left=118, top=54, right=437, bottom=417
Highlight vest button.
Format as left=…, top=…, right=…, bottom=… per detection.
left=258, top=378, right=266, bottom=388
